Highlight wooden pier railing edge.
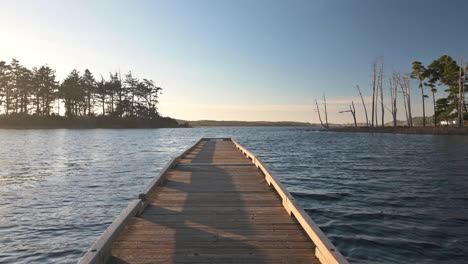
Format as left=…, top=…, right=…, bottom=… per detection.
left=78, top=137, right=348, bottom=264
left=77, top=138, right=204, bottom=264
left=231, top=138, right=349, bottom=264
left=139, top=138, right=206, bottom=202
left=77, top=199, right=142, bottom=264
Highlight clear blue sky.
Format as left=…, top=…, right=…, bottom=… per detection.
left=1, top=0, right=467, bottom=122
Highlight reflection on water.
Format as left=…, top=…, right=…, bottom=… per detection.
left=0, top=127, right=467, bottom=263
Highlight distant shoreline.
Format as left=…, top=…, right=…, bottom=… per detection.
left=0, top=115, right=323, bottom=129
left=175, top=120, right=331, bottom=127
left=0, top=114, right=183, bottom=129
left=327, top=126, right=468, bottom=136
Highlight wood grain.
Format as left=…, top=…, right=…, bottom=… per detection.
left=109, top=139, right=321, bottom=264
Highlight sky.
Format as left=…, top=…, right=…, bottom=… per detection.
left=1, top=0, right=467, bottom=123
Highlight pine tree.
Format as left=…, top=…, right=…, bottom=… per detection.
left=82, top=69, right=96, bottom=116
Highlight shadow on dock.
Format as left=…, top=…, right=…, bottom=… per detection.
left=110, top=140, right=266, bottom=263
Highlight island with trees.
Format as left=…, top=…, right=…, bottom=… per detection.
left=0, top=59, right=181, bottom=128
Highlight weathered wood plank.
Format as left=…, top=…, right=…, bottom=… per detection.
left=149, top=200, right=284, bottom=207
left=125, top=220, right=304, bottom=230
left=112, top=241, right=315, bottom=250
left=232, top=139, right=348, bottom=264
left=106, top=139, right=323, bottom=263
left=112, top=248, right=316, bottom=256
left=149, top=193, right=280, bottom=201
left=109, top=255, right=320, bottom=264
left=143, top=206, right=287, bottom=215
left=80, top=138, right=345, bottom=264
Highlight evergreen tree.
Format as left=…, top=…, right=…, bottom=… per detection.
left=95, top=76, right=107, bottom=115
left=0, top=58, right=165, bottom=120
left=82, top=69, right=96, bottom=116
left=424, top=69, right=439, bottom=126
left=60, top=69, right=82, bottom=117
left=9, top=59, right=23, bottom=114
left=17, top=66, right=33, bottom=114
left=0, top=61, right=9, bottom=112
left=115, top=72, right=124, bottom=117
left=124, top=71, right=138, bottom=116
left=410, top=61, right=428, bottom=127
left=33, top=66, right=58, bottom=115
left=106, top=73, right=121, bottom=116
left=427, top=55, right=465, bottom=123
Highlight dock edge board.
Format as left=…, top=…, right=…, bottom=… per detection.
left=78, top=137, right=348, bottom=264
left=231, top=138, right=348, bottom=264
left=77, top=138, right=204, bottom=264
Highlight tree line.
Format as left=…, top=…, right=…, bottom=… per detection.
left=316, top=55, right=467, bottom=128
left=411, top=55, right=466, bottom=127
left=0, top=58, right=163, bottom=119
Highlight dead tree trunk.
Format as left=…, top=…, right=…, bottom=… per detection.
left=356, top=85, right=369, bottom=126
left=339, top=102, right=357, bottom=127
left=432, top=89, right=437, bottom=127
left=377, top=57, right=385, bottom=127
left=371, top=60, right=377, bottom=127
left=420, top=82, right=426, bottom=127
left=323, top=93, right=329, bottom=128
left=458, top=55, right=464, bottom=128
left=399, top=74, right=410, bottom=127
left=464, top=62, right=467, bottom=125
left=351, top=101, right=357, bottom=127
left=404, top=75, right=413, bottom=128
left=373, top=58, right=381, bottom=128
left=315, top=99, right=327, bottom=129
left=379, top=58, right=385, bottom=127
left=390, top=72, right=398, bottom=128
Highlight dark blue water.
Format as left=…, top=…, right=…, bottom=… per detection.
left=0, top=127, right=467, bottom=263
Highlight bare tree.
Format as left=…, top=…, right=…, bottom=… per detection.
left=379, top=57, right=385, bottom=127
left=406, top=75, right=413, bottom=127
left=323, top=93, right=329, bottom=128
left=398, top=74, right=409, bottom=127
left=315, top=99, right=328, bottom=129
left=371, top=59, right=377, bottom=127
left=458, top=55, right=465, bottom=128
left=464, top=62, right=468, bottom=124
left=340, top=101, right=357, bottom=127
left=389, top=72, right=399, bottom=127
left=399, top=74, right=413, bottom=127
left=351, top=101, right=357, bottom=127
left=356, top=85, right=369, bottom=126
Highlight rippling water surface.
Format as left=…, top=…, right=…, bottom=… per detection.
left=0, top=127, right=467, bottom=263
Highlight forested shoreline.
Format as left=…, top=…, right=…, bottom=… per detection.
left=0, top=58, right=181, bottom=128
left=315, top=55, right=467, bottom=129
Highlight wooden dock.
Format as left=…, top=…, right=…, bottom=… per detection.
left=79, top=138, right=348, bottom=264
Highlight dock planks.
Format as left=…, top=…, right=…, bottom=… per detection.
left=109, top=139, right=320, bottom=264
left=79, top=138, right=348, bottom=264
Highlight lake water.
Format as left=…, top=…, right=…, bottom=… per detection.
left=0, top=127, right=467, bottom=263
